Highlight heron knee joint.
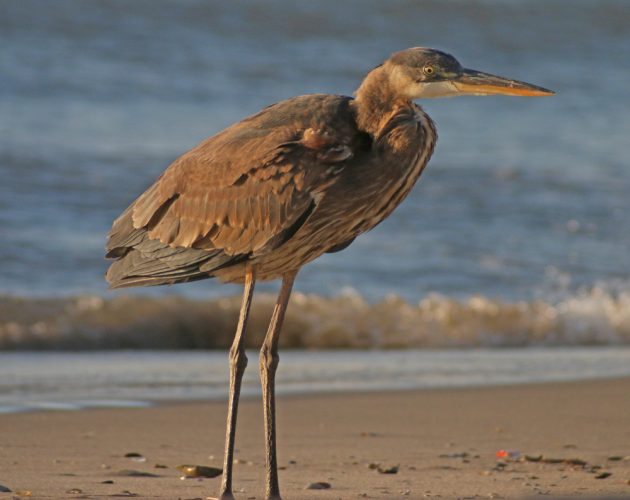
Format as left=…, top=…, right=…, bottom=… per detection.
left=229, top=345, right=248, bottom=371
left=259, top=345, right=279, bottom=372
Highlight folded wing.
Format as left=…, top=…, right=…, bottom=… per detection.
left=106, top=95, right=357, bottom=288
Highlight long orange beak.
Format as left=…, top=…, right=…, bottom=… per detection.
left=452, top=69, right=554, bottom=97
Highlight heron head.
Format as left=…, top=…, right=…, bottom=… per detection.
left=386, top=47, right=554, bottom=99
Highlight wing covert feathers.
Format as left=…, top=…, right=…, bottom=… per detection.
left=106, top=94, right=358, bottom=288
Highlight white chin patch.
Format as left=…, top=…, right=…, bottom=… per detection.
left=412, top=81, right=460, bottom=99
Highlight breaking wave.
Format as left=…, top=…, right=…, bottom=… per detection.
left=2, top=284, right=630, bottom=350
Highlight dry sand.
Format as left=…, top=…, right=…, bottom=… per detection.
left=1, top=378, right=629, bottom=499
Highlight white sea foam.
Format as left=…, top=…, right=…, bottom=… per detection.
left=1, top=284, right=629, bottom=349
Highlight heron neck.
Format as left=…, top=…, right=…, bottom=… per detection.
left=354, top=65, right=411, bottom=136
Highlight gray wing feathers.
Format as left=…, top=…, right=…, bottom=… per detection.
left=106, top=210, right=236, bottom=288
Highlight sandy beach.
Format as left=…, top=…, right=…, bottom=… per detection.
left=1, top=377, right=629, bottom=499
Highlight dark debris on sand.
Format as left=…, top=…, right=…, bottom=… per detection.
left=368, top=462, right=399, bottom=474
left=305, top=481, right=331, bottom=490
left=114, top=469, right=160, bottom=478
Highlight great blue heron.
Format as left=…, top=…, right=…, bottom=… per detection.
left=106, top=47, right=553, bottom=499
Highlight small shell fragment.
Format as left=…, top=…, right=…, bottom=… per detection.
left=175, top=464, right=222, bottom=478
left=380, top=465, right=399, bottom=474
left=124, top=452, right=146, bottom=463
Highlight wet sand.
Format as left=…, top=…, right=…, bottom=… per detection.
left=1, top=378, right=629, bottom=499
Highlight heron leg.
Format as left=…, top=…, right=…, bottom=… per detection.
left=219, top=268, right=256, bottom=500
left=259, top=271, right=297, bottom=500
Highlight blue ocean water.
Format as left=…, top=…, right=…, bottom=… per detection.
left=1, top=0, right=629, bottom=300
left=1, top=2, right=630, bottom=409
left=0, top=1, right=629, bottom=354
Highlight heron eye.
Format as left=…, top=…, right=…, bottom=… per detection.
left=423, top=65, right=435, bottom=76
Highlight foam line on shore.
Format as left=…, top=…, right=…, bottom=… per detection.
left=2, top=285, right=629, bottom=349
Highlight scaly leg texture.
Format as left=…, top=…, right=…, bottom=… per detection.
left=219, top=269, right=256, bottom=500
left=259, top=272, right=297, bottom=500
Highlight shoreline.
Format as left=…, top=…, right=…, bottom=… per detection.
left=2, top=347, right=630, bottom=416
left=1, top=378, right=629, bottom=498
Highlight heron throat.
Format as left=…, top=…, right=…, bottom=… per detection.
left=353, top=64, right=417, bottom=137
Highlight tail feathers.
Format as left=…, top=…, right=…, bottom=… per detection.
left=106, top=205, right=145, bottom=258
left=106, top=264, right=208, bottom=288
left=106, top=240, right=238, bottom=289
left=105, top=201, right=250, bottom=289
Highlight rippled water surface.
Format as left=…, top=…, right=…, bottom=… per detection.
left=2, top=348, right=629, bottom=413
left=1, top=1, right=629, bottom=349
